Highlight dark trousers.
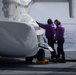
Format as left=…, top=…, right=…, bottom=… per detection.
left=57, top=38, right=65, bottom=61
left=48, top=37, right=56, bottom=59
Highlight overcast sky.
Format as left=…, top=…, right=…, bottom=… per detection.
left=29, top=1, right=76, bottom=23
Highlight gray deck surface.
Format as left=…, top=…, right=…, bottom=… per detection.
left=0, top=51, right=76, bottom=75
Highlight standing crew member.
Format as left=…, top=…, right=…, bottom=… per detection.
left=54, top=19, right=66, bottom=63
left=37, top=18, right=56, bottom=60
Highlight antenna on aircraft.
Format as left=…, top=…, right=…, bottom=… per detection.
left=69, top=0, right=75, bottom=18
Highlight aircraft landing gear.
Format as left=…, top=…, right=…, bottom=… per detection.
left=37, top=48, right=45, bottom=61
left=25, top=57, right=33, bottom=64
left=36, top=48, right=49, bottom=64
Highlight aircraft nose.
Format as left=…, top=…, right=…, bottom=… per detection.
left=0, top=22, right=38, bottom=57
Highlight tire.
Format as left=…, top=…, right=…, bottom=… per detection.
left=25, top=57, right=33, bottom=64
left=37, top=49, right=45, bottom=61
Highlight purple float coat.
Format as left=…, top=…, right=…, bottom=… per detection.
left=37, top=22, right=55, bottom=38
left=56, top=24, right=65, bottom=40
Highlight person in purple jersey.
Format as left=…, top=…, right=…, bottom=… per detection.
left=54, top=19, right=66, bottom=63
left=37, top=18, right=56, bottom=60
